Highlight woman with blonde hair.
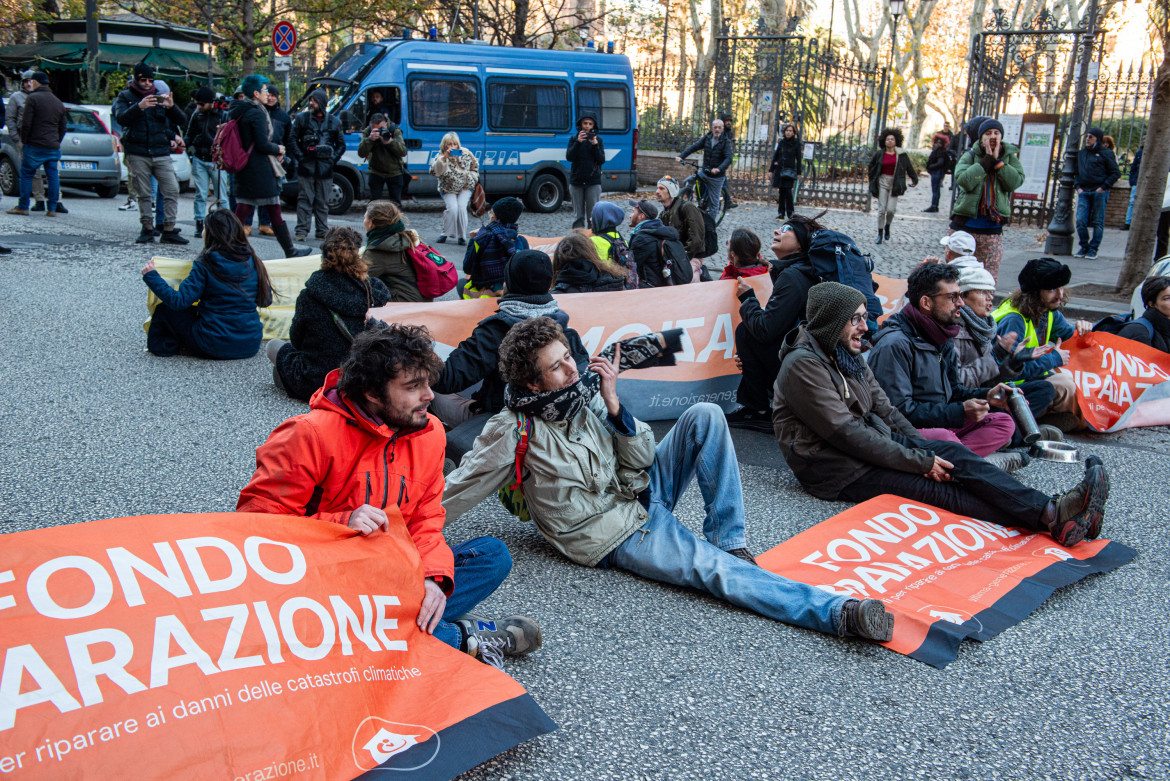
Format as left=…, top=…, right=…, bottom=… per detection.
left=362, top=200, right=429, bottom=302
left=430, top=131, right=479, bottom=245
left=268, top=226, right=392, bottom=401
left=552, top=230, right=628, bottom=293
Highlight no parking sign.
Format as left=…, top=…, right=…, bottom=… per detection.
left=272, top=21, right=297, bottom=55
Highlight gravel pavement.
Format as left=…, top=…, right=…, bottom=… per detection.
left=1, top=188, right=1167, bottom=781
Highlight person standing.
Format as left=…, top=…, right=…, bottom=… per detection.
left=769, top=123, right=802, bottom=220
left=676, top=117, right=733, bottom=222
left=358, top=113, right=408, bottom=204
left=566, top=112, right=605, bottom=229
left=184, top=86, right=229, bottom=237
left=1124, top=146, right=1142, bottom=231
left=924, top=133, right=950, bottom=213
left=4, top=71, right=47, bottom=212
left=1074, top=127, right=1121, bottom=259
left=251, top=88, right=297, bottom=237
left=292, top=88, right=345, bottom=242
left=430, top=132, right=478, bottom=245
left=950, top=118, right=1024, bottom=279
left=867, top=127, right=917, bottom=245
left=6, top=71, right=65, bottom=219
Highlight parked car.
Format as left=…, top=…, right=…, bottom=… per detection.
left=0, top=104, right=122, bottom=198
left=82, top=104, right=191, bottom=193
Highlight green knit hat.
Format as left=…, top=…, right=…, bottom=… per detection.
left=806, top=282, right=866, bottom=352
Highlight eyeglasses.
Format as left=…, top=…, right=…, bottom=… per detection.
left=777, top=225, right=792, bottom=234
left=848, top=314, right=866, bottom=327
left=929, top=291, right=963, bottom=304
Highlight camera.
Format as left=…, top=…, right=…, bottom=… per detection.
left=585, top=130, right=597, bottom=140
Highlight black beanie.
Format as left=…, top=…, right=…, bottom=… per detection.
left=965, top=115, right=989, bottom=145
left=1018, top=257, right=1071, bottom=293
left=193, top=86, right=216, bottom=103
left=805, top=282, right=866, bottom=353
left=504, top=250, right=553, bottom=295
left=978, top=118, right=1005, bottom=138
left=133, top=62, right=154, bottom=80
left=1087, top=127, right=1105, bottom=142
left=492, top=197, right=523, bottom=225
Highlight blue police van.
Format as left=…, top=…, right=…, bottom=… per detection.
left=285, top=39, right=637, bottom=215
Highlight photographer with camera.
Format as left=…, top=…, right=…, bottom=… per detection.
left=566, top=112, right=605, bottom=230
left=358, top=113, right=408, bottom=204
left=292, top=88, right=346, bottom=241
left=185, top=86, right=230, bottom=236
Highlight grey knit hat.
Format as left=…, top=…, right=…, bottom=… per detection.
left=806, top=282, right=866, bottom=352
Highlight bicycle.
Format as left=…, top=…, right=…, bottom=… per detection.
left=677, top=159, right=729, bottom=227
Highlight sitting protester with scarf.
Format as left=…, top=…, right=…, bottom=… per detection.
left=949, top=117, right=1025, bottom=281
left=444, top=315, right=900, bottom=646
left=361, top=200, right=428, bottom=302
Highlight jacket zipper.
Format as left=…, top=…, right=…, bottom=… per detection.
left=397, top=475, right=408, bottom=507
left=365, top=473, right=372, bottom=506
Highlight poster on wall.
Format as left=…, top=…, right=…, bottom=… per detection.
left=1014, top=119, right=1058, bottom=200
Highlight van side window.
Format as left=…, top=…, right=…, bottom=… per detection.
left=487, top=81, right=570, bottom=131
left=576, top=85, right=629, bottom=133
left=409, top=77, right=480, bottom=129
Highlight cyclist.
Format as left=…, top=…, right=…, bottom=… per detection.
left=676, top=117, right=734, bottom=222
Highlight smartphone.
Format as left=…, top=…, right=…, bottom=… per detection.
left=449, top=148, right=463, bottom=157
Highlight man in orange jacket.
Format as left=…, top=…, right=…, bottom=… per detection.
left=238, top=325, right=541, bottom=668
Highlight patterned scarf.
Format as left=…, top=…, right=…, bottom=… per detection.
left=833, top=345, right=868, bottom=378
left=497, top=295, right=563, bottom=321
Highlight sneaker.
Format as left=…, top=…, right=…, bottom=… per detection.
left=985, top=450, right=1031, bottom=473
left=5, top=207, right=29, bottom=216
left=54, top=203, right=67, bottom=214
left=724, top=406, right=773, bottom=434
left=436, top=235, right=447, bottom=244
left=294, top=233, right=307, bottom=242
left=135, top=228, right=155, bottom=244
left=726, top=201, right=739, bottom=209
left=457, top=237, right=466, bottom=245
left=160, top=229, right=189, bottom=245
left=457, top=615, right=542, bottom=669
left=1037, top=424, right=1064, bottom=442
left=258, top=225, right=275, bottom=236
left=1047, top=457, right=1110, bottom=546
left=726, top=547, right=758, bottom=566
left=776, top=214, right=785, bottom=220
left=30, top=201, right=44, bottom=212
left=840, top=599, right=895, bottom=642
left=119, top=199, right=136, bottom=211
left=1085, top=250, right=1098, bottom=259
left=1084, top=455, right=1108, bottom=540
left=1072, top=247, right=1087, bottom=258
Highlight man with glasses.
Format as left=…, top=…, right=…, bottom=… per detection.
left=113, top=63, right=188, bottom=244
left=774, top=281, right=1110, bottom=548
left=868, top=263, right=1021, bottom=467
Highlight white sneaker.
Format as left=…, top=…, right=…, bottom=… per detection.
left=118, top=199, right=137, bottom=211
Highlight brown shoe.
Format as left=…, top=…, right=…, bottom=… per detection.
left=6, top=207, right=29, bottom=216
left=45, top=210, right=57, bottom=217
left=243, top=225, right=252, bottom=236
left=259, top=225, right=275, bottom=236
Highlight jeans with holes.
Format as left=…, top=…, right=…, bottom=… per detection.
left=432, top=536, right=513, bottom=650
left=1076, top=189, right=1110, bottom=252
left=604, top=403, right=847, bottom=636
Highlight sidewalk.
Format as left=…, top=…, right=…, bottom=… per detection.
left=999, top=228, right=1133, bottom=320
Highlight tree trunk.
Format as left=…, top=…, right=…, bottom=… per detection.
left=241, top=0, right=257, bottom=75
left=1118, top=51, right=1170, bottom=290
left=510, top=0, right=529, bottom=46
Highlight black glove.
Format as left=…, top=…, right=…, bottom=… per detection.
left=979, top=155, right=998, bottom=172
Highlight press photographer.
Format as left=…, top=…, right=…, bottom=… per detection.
left=358, top=113, right=408, bottom=204
left=292, top=88, right=346, bottom=241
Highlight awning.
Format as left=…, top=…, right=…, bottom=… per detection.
left=0, top=41, right=223, bottom=78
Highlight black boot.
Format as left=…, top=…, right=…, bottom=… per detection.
left=195, top=219, right=204, bottom=237
left=160, top=226, right=189, bottom=245
left=884, top=224, right=891, bottom=240
left=273, top=222, right=312, bottom=258
left=840, top=599, right=894, bottom=642
left=876, top=222, right=884, bottom=245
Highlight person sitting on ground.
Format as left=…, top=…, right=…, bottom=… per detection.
left=656, top=176, right=706, bottom=265
left=590, top=201, right=638, bottom=288
left=719, top=228, right=769, bottom=280
left=868, top=263, right=1019, bottom=464
left=444, top=316, right=897, bottom=645
left=1118, top=276, right=1170, bottom=353
left=923, top=230, right=977, bottom=265
left=268, top=227, right=392, bottom=401
left=140, top=209, right=274, bottom=359
left=240, top=326, right=540, bottom=668
left=773, top=281, right=1110, bottom=547
left=431, top=250, right=590, bottom=464
left=993, top=258, right=1094, bottom=432
left=461, top=196, right=528, bottom=298
left=361, top=200, right=427, bottom=302
left=552, top=230, right=628, bottom=294
left=627, top=198, right=691, bottom=287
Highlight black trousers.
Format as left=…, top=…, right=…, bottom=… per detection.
left=147, top=305, right=207, bottom=357
left=734, top=321, right=781, bottom=413
left=838, top=435, right=1051, bottom=530
left=369, top=172, right=402, bottom=204
left=776, top=182, right=795, bottom=217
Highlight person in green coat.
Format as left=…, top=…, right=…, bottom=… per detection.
left=357, top=113, right=408, bottom=204
left=949, top=117, right=1025, bottom=281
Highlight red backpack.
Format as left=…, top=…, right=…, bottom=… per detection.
left=407, top=242, right=458, bottom=298
left=211, top=118, right=252, bottom=174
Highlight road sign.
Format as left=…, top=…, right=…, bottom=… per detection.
left=272, top=21, right=297, bottom=55
left=274, top=55, right=292, bottom=72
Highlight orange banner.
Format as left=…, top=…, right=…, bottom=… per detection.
left=1059, top=331, right=1170, bottom=432
left=758, top=495, right=1135, bottom=668
left=0, top=513, right=554, bottom=779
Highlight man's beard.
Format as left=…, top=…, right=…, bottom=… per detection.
left=378, top=389, right=426, bottom=431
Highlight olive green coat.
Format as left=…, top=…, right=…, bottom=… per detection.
left=951, top=140, right=1026, bottom=221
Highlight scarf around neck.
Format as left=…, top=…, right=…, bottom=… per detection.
left=901, top=302, right=960, bottom=347
left=365, top=221, right=405, bottom=248
left=833, top=345, right=868, bottom=378
left=959, top=305, right=997, bottom=351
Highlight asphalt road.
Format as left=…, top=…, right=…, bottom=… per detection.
left=1, top=190, right=1167, bottom=781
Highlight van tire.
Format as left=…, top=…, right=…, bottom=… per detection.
left=525, top=173, right=564, bottom=213
left=328, top=174, right=355, bottom=215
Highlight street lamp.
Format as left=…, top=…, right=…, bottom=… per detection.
left=883, top=0, right=906, bottom=126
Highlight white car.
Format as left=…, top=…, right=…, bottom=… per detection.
left=82, top=104, right=191, bottom=192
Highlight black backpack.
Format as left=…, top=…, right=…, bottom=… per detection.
left=1093, top=313, right=1154, bottom=340
left=597, top=232, right=639, bottom=290
left=658, top=236, right=692, bottom=285
left=696, top=208, right=719, bottom=259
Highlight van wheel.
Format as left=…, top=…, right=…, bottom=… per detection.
left=525, top=173, right=564, bottom=213
left=327, top=174, right=354, bottom=215
left=0, top=157, right=16, bottom=197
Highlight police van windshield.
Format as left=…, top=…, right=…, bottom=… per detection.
left=292, top=42, right=384, bottom=114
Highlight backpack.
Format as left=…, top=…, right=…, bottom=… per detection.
left=696, top=208, right=719, bottom=259
left=658, top=236, right=693, bottom=286
left=598, top=232, right=639, bottom=290
left=407, top=242, right=458, bottom=298
left=805, top=229, right=884, bottom=329
left=1092, top=312, right=1154, bottom=340
left=211, top=118, right=251, bottom=174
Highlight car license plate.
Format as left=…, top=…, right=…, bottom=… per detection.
left=61, top=161, right=96, bottom=170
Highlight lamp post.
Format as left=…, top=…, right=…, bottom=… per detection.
left=883, top=0, right=906, bottom=127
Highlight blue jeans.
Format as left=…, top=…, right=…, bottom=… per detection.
left=930, top=170, right=945, bottom=208
left=432, top=536, right=513, bottom=650
left=699, top=172, right=724, bottom=222
left=1076, top=189, right=1110, bottom=252
left=191, top=158, right=229, bottom=220
left=605, top=404, right=848, bottom=636
left=19, top=145, right=60, bottom=210
left=1126, top=186, right=1136, bottom=225
left=152, top=177, right=165, bottom=227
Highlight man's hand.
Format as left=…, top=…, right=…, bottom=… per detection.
left=589, top=134, right=598, bottom=145
left=986, top=383, right=1012, bottom=409
left=711, top=167, right=720, bottom=174
left=674, top=156, right=682, bottom=163
left=1075, top=319, right=1093, bottom=336
left=589, top=342, right=622, bottom=417
left=161, top=93, right=174, bottom=107
left=417, top=578, right=446, bottom=634
left=138, top=95, right=158, bottom=110
left=347, top=504, right=388, bottom=535
left=278, top=144, right=286, bottom=157
left=1077, top=187, right=1084, bottom=194
left=996, top=331, right=1020, bottom=353
left=926, top=456, right=953, bottom=482
left=963, top=398, right=989, bottom=422
left=1031, top=342, right=1055, bottom=358
left=141, top=258, right=156, bottom=275
left=1053, top=337, right=1070, bottom=366
left=578, top=130, right=588, bottom=142
left=1096, top=187, right=1107, bottom=194
left=733, top=353, right=743, bottom=372
left=735, top=277, right=753, bottom=298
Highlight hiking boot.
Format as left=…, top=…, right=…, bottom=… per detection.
left=727, top=547, right=758, bottom=566
left=30, top=201, right=44, bottom=212
left=985, top=450, right=1031, bottom=473
left=54, top=202, right=67, bottom=214
left=1045, top=456, right=1109, bottom=546
left=726, top=201, right=739, bottom=209
left=160, top=228, right=189, bottom=245
left=1037, top=424, right=1064, bottom=442
left=875, top=230, right=883, bottom=245
left=135, top=228, right=156, bottom=244
left=724, top=406, right=773, bottom=434
left=5, top=207, right=29, bottom=216
left=258, top=225, right=275, bottom=236
left=457, top=614, right=542, bottom=669
left=840, top=599, right=894, bottom=642
left=152, top=225, right=162, bottom=237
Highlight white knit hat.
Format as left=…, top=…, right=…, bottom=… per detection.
left=958, top=265, right=996, bottom=293
left=657, top=176, right=680, bottom=199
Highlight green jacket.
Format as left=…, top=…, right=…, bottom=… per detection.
left=357, top=126, right=408, bottom=178
left=443, top=395, right=654, bottom=567
left=951, top=140, right=1026, bottom=221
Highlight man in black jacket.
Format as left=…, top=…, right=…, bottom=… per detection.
left=677, top=117, right=733, bottom=221
left=6, top=71, right=65, bottom=217
left=1074, top=127, right=1121, bottom=259
left=113, top=63, right=187, bottom=244
left=566, top=112, right=605, bottom=229
left=184, top=86, right=228, bottom=236
left=292, top=88, right=345, bottom=241
left=429, top=250, right=590, bottom=464
left=627, top=198, right=691, bottom=287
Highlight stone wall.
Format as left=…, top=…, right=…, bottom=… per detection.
left=636, top=150, right=697, bottom=188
